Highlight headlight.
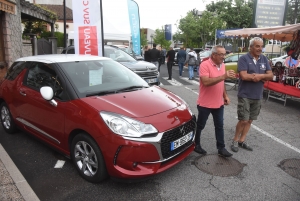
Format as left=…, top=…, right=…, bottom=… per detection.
left=100, top=111, right=158, bottom=137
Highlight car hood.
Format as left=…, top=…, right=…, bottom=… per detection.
left=81, top=86, right=185, bottom=118
left=119, top=61, right=157, bottom=71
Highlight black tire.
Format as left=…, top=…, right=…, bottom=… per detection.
left=275, top=62, right=282, bottom=67
left=71, top=133, right=108, bottom=183
left=0, top=102, right=17, bottom=134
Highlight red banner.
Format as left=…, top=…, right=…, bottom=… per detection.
left=79, top=26, right=98, bottom=55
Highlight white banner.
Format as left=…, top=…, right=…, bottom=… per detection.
left=72, top=0, right=103, bottom=56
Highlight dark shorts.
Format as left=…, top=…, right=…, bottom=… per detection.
left=237, top=97, right=261, bottom=120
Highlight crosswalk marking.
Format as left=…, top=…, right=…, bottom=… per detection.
left=179, top=77, right=200, bottom=85
left=162, top=77, right=183, bottom=86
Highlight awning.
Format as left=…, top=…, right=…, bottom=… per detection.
left=224, top=24, right=300, bottom=42
left=0, top=0, right=15, bottom=14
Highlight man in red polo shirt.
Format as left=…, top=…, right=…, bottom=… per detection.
left=194, top=45, right=236, bottom=157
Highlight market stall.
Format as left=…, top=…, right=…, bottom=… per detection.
left=225, top=24, right=300, bottom=106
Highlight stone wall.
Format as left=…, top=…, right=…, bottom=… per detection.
left=2, top=0, right=22, bottom=67
left=22, top=44, right=33, bottom=57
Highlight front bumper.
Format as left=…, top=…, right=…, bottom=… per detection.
left=102, top=115, right=196, bottom=179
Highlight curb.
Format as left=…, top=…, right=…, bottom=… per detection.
left=0, top=144, right=40, bottom=201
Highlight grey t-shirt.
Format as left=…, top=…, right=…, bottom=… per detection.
left=238, top=53, right=271, bottom=99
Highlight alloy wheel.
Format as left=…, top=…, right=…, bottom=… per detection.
left=74, top=141, right=98, bottom=177
left=1, top=106, right=11, bottom=130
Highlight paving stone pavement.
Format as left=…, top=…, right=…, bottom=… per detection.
left=0, top=144, right=39, bottom=201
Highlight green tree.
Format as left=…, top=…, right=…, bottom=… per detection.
left=176, top=10, right=226, bottom=48
left=152, top=27, right=172, bottom=49
left=177, top=11, right=200, bottom=47
left=140, top=32, right=148, bottom=47
left=286, top=0, right=300, bottom=24
left=197, top=11, right=226, bottom=48
left=206, top=0, right=253, bottom=28
left=22, top=20, right=48, bottom=37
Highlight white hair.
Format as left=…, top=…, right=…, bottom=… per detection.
left=249, top=37, right=263, bottom=47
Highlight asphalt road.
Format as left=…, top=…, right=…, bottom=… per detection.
left=0, top=63, right=300, bottom=201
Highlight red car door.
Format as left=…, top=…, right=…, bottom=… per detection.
left=15, top=62, right=66, bottom=148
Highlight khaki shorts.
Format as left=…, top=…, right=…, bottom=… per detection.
left=237, top=98, right=262, bottom=120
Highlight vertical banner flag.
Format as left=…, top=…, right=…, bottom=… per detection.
left=72, top=0, right=104, bottom=56
left=165, top=24, right=172, bottom=41
left=127, top=0, right=141, bottom=55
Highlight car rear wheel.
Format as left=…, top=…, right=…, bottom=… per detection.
left=275, top=62, right=282, bottom=67
left=0, top=102, right=17, bottom=134
left=71, top=133, right=108, bottom=183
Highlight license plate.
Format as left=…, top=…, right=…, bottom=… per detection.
left=145, top=78, right=158, bottom=83
left=171, top=131, right=193, bottom=151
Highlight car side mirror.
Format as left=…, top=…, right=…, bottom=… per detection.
left=40, top=86, right=57, bottom=107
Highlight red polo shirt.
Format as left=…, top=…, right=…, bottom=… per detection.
left=198, top=58, right=225, bottom=108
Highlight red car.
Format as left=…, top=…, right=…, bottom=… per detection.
left=0, top=55, right=196, bottom=182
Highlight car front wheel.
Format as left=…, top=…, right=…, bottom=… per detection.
left=275, top=62, right=282, bottom=67
left=0, top=102, right=17, bottom=134
left=71, top=133, right=108, bottom=183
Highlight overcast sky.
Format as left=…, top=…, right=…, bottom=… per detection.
left=134, top=0, right=208, bottom=32
left=102, top=0, right=209, bottom=33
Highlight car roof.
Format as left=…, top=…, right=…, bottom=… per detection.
left=15, top=54, right=111, bottom=64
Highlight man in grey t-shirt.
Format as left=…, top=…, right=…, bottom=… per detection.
left=231, top=37, right=273, bottom=153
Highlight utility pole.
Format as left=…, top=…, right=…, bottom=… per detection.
left=294, top=0, right=299, bottom=24
left=63, top=0, right=67, bottom=48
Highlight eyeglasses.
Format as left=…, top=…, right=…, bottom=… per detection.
left=215, top=53, right=226, bottom=57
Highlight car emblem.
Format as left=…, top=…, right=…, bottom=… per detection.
left=180, top=125, right=185, bottom=135
left=174, top=116, right=179, bottom=121
left=146, top=66, right=149, bottom=70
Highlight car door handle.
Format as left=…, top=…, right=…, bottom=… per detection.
left=19, top=91, right=26, bottom=96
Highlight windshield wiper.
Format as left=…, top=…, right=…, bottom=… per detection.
left=86, top=86, right=148, bottom=97
left=86, top=90, right=117, bottom=97
left=116, top=86, right=148, bottom=92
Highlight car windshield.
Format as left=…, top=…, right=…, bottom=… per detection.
left=120, top=47, right=133, bottom=54
left=104, top=47, right=136, bottom=62
left=59, top=59, right=148, bottom=98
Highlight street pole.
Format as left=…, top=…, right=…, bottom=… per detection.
left=63, top=0, right=67, bottom=48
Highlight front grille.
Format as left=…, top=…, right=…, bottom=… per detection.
left=161, top=119, right=196, bottom=159
left=135, top=71, right=158, bottom=78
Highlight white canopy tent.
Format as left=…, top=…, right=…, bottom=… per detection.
left=224, top=24, right=300, bottom=42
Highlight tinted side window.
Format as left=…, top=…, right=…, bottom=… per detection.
left=25, top=63, right=64, bottom=100
left=6, top=62, right=29, bottom=80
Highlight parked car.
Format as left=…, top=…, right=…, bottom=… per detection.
left=62, top=45, right=159, bottom=85
left=271, top=55, right=288, bottom=67
left=224, top=53, right=246, bottom=73
left=199, top=50, right=212, bottom=62
left=224, top=52, right=273, bottom=73
left=0, top=54, right=196, bottom=182
left=112, top=45, right=144, bottom=61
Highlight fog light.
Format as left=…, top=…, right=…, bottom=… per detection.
left=133, top=162, right=138, bottom=167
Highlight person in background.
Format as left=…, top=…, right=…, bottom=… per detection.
left=144, top=46, right=151, bottom=62
left=149, top=43, right=161, bottom=68
left=185, top=48, right=197, bottom=80
left=194, top=45, right=236, bottom=157
left=196, top=52, right=201, bottom=76
left=177, top=47, right=186, bottom=77
left=157, top=46, right=163, bottom=72
left=166, top=47, right=175, bottom=80
left=161, top=48, right=166, bottom=64
left=231, top=37, right=273, bottom=153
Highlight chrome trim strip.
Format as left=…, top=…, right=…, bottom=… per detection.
left=141, top=143, right=193, bottom=164
left=16, top=118, right=60, bottom=144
